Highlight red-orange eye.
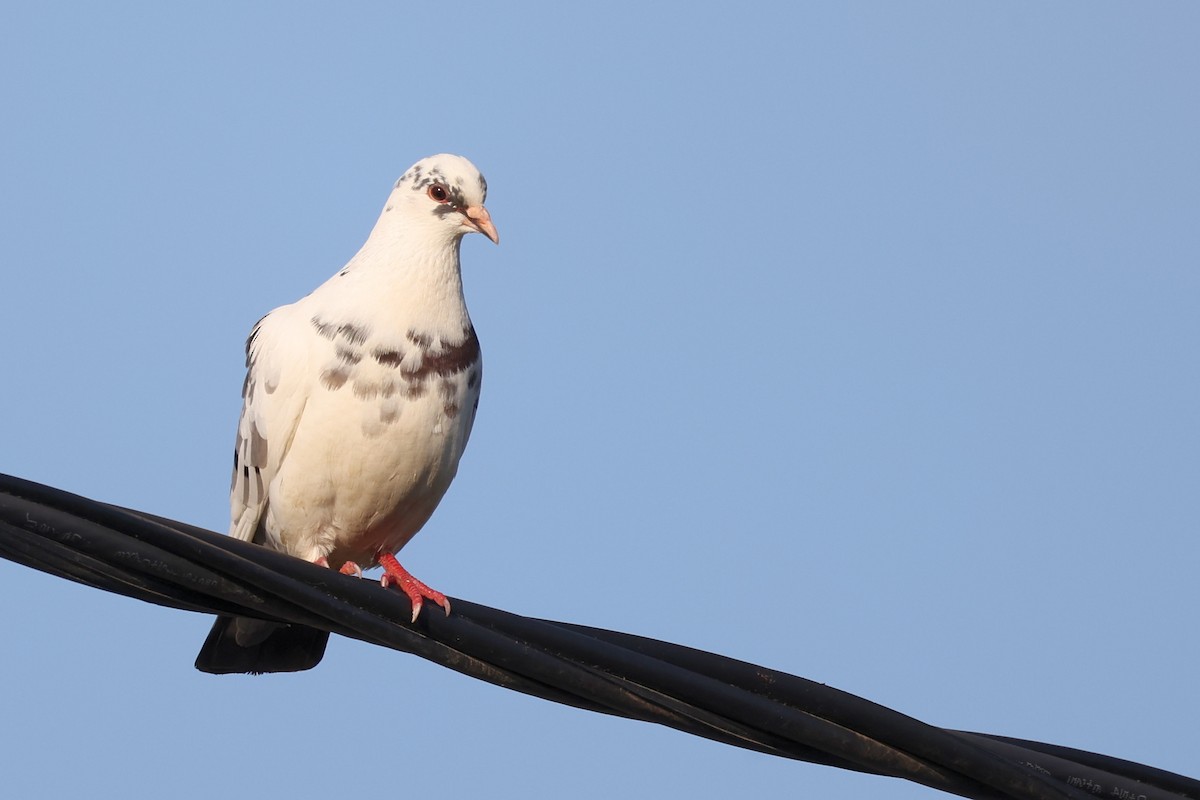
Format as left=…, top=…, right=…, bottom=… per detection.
left=427, top=184, right=450, bottom=203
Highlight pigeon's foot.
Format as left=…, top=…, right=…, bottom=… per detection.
left=312, top=557, right=364, bottom=578
left=377, top=551, right=451, bottom=623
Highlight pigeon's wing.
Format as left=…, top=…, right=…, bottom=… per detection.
left=229, top=305, right=313, bottom=544
left=203, top=304, right=331, bottom=676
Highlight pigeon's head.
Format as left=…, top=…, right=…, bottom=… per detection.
left=388, top=154, right=499, bottom=245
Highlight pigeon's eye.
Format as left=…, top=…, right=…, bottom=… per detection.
left=427, top=184, right=451, bottom=204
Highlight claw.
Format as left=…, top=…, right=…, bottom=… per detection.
left=313, top=556, right=363, bottom=578
left=377, top=551, right=450, bottom=623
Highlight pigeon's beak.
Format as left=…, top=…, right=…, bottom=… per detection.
left=462, top=205, right=499, bottom=245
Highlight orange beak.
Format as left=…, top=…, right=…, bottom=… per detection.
left=462, top=205, right=499, bottom=244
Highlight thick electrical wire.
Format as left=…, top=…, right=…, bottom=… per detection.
left=0, top=473, right=1193, bottom=800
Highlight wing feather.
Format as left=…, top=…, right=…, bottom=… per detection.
left=229, top=306, right=313, bottom=544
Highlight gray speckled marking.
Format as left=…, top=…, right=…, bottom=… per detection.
left=407, top=166, right=445, bottom=192
left=406, top=330, right=432, bottom=348
left=352, top=380, right=380, bottom=400
left=315, top=317, right=371, bottom=345
left=336, top=323, right=370, bottom=346
left=311, top=316, right=337, bottom=340
left=432, top=201, right=460, bottom=220
left=398, top=162, right=487, bottom=203
left=336, top=345, right=362, bottom=365
left=321, top=366, right=349, bottom=390
left=248, top=424, right=268, bottom=465
left=396, top=163, right=422, bottom=188
left=466, top=369, right=479, bottom=389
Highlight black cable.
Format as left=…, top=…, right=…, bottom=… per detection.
left=0, top=472, right=1193, bottom=800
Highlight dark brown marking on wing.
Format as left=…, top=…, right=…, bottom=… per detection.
left=373, top=347, right=405, bottom=367
left=418, top=327, right=480, bottom=378
left=375, top=327, right=480, bottom=381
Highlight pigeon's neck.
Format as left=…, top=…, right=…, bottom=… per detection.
left=360, top=227, right=464, bottom=283
left=315, top=231, right=471, bottom=336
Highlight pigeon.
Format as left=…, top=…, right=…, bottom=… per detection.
left=195, top=154, right=498, bottom=674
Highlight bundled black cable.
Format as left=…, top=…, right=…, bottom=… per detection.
left=0, top=472, right=1194, bottom=800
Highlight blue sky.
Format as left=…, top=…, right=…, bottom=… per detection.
left=1, top=3, right=1197, bottom=798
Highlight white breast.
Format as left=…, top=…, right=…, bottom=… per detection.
left=262, top=317, right=482, bottom=568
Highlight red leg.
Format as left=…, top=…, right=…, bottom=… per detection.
left=377, top=551, right=451, bottom=623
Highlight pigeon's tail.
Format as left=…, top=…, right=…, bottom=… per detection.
left=195, top=616, right=329, bottom=674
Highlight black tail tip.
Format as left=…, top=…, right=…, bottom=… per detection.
left=195, top=616, right=330, bottom=675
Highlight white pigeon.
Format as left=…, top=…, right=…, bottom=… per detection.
left=196, top=154, right=498, bottom=674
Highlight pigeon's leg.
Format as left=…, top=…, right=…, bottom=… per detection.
left=312, top=556, right=363, bottom=577
left=377, top=551, right=451, bottom=623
